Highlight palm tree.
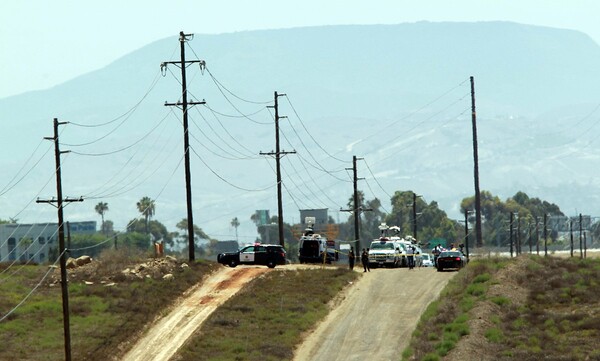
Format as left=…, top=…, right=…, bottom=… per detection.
left=231, top=217, right=240, bottom=241
left=95, top=202, right=109, bottom=234
left=136, top=196, right=155, bottom=234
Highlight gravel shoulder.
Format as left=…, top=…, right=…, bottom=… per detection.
left=293, top=266, right=455, bottom=361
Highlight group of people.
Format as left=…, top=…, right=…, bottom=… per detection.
left=347, top=242, right=466, bottom=271
left=347, top=248, right=371, bottom=272
left=431, top=243, right=464, bottom=265
left=347, top=246, right=421, bottom=271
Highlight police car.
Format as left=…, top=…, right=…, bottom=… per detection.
left=217, top=243, right=287, bottom=268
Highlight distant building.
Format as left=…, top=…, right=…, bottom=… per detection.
left=0, top=221, right=96, bottom=264
left=299, top=209, right=328, bottom=229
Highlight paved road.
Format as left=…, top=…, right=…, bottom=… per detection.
left=293, top=266, right=455, bottom=361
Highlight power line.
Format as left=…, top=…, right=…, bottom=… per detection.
left=284, top=95, right=349, bottom=163
left=0, top=249, right=65, bottom=323
left=0, top=139, right=52, bottom=197
left=189, top=145, right=276, bottom=192
left=204, top=66, right=273, bottom=105
left=67, top=70, right=163, bottom=129
left=69, top=109, right=172, bottom=156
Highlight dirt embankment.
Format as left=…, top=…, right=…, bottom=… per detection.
left=118, top=266, right=268, bottom=361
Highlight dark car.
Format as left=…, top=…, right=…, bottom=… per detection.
left=217, top=244, right=287, bottom=268
left=436, top=251, right=467, bottom=272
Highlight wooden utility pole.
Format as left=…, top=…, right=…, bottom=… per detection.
left=579, top=213, right=583, bottom=258
left=509, top=212, right=514, bottom=257
left=544, top=214, right=548, bottom=256
left=261, top=91, right=296, bottom=248
left=162, top=31, right=205, bottom=261
left=36, top=118, right=83, bottom=361
left=412, top=192, right=420, bottom=241
left=341, top=156, right=370, bottom=253
left=536, top=217, right=540, bottom=255
left=470, top=76, right=483, bottom=248
left=570, top=219, right=574, bottom=257
left=528, top=222, right=532, bottom=253
left=517, top=215, right=521, bottom=255
left=464, top=210, right=470, bottom=260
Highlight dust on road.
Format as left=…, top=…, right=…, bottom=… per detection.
left=293, top=266, right=455, bottom=361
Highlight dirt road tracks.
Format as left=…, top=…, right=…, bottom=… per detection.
left=120, top=266, right=268, bottom=361
left=293, top=267, right=454, bottom=361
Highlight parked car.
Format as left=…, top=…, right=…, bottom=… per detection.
left=436, top=251, right=467, bottom=272
left=421, top=253, right=434, bottom=267
left=217, top=244, right=287, bottom=268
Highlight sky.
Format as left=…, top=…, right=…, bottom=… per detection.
left=1, top=0, right=600, bottom=99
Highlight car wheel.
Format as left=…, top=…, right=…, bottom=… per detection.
left=267, top=261, right=276, bottom=268
left=437, top=267, right=442, bottom=272
left=228, top=259, right=237, bottom=268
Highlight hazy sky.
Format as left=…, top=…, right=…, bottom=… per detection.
left=1, top=0, right=599, bottom=99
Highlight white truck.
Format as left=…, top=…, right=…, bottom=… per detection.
left=368, top=237, right=402, bottom=268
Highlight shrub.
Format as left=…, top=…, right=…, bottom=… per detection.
left=490, top=296, right=510, bottom=306
left=484, top=327, right=504, bottom=343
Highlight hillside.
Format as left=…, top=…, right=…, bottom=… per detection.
left=1, top=22, right=600, bottom=239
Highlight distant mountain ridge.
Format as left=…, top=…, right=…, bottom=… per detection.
left=1, top=21, right=600, bottom=240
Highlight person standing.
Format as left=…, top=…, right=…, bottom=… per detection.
left=361, top=248, right=370, bottom=272
left=407, top=245, right=415, bottom=270
left=348, top=248, right=355, bottom=270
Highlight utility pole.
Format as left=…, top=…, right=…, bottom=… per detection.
left=543, top=214, right=548, bottom=256
left=517, top=215, right=521, bottom=255
left=36, top=118, right=83, bottom=361
left=341, top=155, right=371, bottom=253
left=261, top=91, right=296, bottom=248
left=464, top=210, right=470, bottom=261
left=162, top=31, right=206, bottom=261
left=584, top=231, right=587, bottom=259
left=528, top=222, right=532, bottom=253
left=536, top=217, right=540, bottom=255
left=579, top=213, right=583, bottom=259
left=509, top=212, right=514, bottom=257
left=470, top=76, right=483, bottom=248
left=412, top=192, right=421, bottom=241
left=570, top=219, right=574, bottom=258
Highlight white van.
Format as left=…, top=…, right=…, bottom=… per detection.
left=298, top=227, right=336, bottom=264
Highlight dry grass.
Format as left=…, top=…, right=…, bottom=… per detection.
left=173, top=267, right=359, bottom=361
left=0, top=247, right=216, bottom=360
left=404, top=255, right=600, bottom=361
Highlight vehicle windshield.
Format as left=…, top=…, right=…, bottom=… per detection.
left=370, top=241, right=395, bottom=250
left=439, top=251, right=462, bottom=257
left=422, top=254, right=430, bottom=260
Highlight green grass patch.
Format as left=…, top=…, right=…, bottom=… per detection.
left=176, top=268, right=358, bottom=361
left=490, top=296, right=510, bottom=306
left=402, top=258, right=503, bottom=360
left=0, top=252, right=217, bottom=360
left=484, top=327, right=504, bottom=342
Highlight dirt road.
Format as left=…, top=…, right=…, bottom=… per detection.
left=119, top=264, right=452, bottom=361
left=120, top=266, right=268, bottom=361
left=293, top=266, right=454, bottom=361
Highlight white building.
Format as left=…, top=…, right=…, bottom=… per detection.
left=0, top=221, right=96, bottom=264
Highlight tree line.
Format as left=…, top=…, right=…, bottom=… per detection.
left=3, top=189, right=593, bottom=262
